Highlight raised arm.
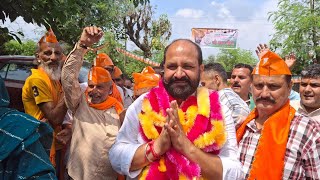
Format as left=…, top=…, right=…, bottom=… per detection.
left=61, top=26, right=103, bottom=113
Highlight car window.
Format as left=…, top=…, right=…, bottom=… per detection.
left=6, top=63, right=33, bottom=81
left=0, top=63, right=9, bottom=79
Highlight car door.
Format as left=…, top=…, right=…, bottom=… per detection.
left=0, top=61, right=34, bottom=112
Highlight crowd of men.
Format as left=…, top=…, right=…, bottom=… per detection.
left=0, top=25, right=319, bottom=180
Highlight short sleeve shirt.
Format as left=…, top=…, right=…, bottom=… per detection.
left=22, top=69, right=56, bottom=120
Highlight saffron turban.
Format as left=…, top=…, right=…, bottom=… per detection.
left=133, top=66, right=160, bottom=96
left=113, top=66, right=123, bottom=78
left=253, top=50, right=291, bottom=76
left=38, top=28, right=59, bottom=43
left=88, top=66, right=112, bottom=84
left=93, top=53, right=114, bottom=67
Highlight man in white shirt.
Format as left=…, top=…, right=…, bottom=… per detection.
left=110, top=39, right=243, bottom=179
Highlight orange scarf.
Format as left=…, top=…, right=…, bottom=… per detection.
left=85, top=90, right=123, bottom=114
left=236, top=100, right=295, bottom=180
left=111, top=82, right=123, bottom=105
left=37, top=68, right=63, bottom=167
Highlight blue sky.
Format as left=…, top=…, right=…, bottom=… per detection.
left=149, top=0, right=278, bottom=58
left=2, top=0, right=278, bottom=58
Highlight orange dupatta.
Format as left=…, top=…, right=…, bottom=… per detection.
left=236, top=100, right=296, bottom=180
left=37, top=68, right=63, bottom=167
left=85, top=90, right=124, bottom=114
left=111, top=82, right=123, bottom=105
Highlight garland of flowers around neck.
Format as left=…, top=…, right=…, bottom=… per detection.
left=138, top=81, right=226, bottom=180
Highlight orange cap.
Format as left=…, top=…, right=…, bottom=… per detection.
left=94, top=53, right=114, bottom=67
left=133, top=66, right=160, bottom=96
left=113, top=66, right=123, bottom=78
left=88, top=66, right=112, bottom=84
left=38, top=28, right=59, bottom=44
left=253, top=50, right=291, bottom=76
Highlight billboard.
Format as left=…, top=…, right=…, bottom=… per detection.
left=191, top=28, right=238, bottom=48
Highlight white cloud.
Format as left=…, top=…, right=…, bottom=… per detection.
left=1, top=16, right=45, bottom=41
left=235, top=0, right=278, bottom=52
left=175, top=8, right=204, bottom=19
left=168, top=0, right=278, bottom=59
left=218, top=6, right=231, bottom=19
left=211, top=1, right=217, bottom=6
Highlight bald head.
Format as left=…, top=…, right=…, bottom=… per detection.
left=163, top=39, right=203, bottom=66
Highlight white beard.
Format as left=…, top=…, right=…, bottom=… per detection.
left=39, top=62, right=62, bottom=81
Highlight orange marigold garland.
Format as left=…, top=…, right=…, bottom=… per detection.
left=138, top=81, right=226, bottom=179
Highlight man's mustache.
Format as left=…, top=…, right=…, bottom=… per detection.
left=166, top=76, right=190, bottom=84
left=256, top=97, right=276, bottom=104
left=232, top=83, right=241, bottom=87
left=42, top=60, right=60, bottom=66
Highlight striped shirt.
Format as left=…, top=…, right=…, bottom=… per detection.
left=238, top=113, right=320, bottom=179
left=219, top=88, right=250, bottom=130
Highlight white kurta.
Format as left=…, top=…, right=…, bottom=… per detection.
left=62, top=44, right=120, bottom=180
left=109, top=93, right=244, bottom=180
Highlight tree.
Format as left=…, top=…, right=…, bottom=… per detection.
left=204, top=55, right=216, bottom=64
left=83, top=31, right=146, bottom=78
left=216, top=48, right=257, bottom=72
left=2, top=40, right=37, bottom=56
left=121, top=50, right=147, bottom=78
left=269, top=0, right=320, bottom=73
left=0, top=0, right=150, bottom=46
left=122, top=2, right=172, bottom=58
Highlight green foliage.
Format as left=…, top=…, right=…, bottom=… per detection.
left=269, top=0, right=320, bottom=73
left=0, top=27, right=24, bottom=54
left=122, top=60, right=146, bottom=79
left=83, top=32, right=146, bottom=78
left=131, top=0, right=149, bottom=7
left=204, top=55, right=216, bottom=64
left=216, top=48, right=257, bottom=72
left=123, top=2, right=172, bottom=58
left=0, top=0, right=141, bottom=45
left=3, top=40, right=37, bottom=55
left=0, top=0, right=164, bottom=77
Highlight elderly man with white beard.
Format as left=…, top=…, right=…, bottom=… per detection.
left=22, top=29, right=68, bottom=179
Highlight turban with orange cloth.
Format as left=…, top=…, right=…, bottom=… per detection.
left=133, top=66, right=160, bottom=96
left=88, top=65, right=123, bottom=105
left=38, top=28, right=59, bottom=44
left=237, top=49, right=295, bottom=180
left=86, top=67, right=123, bottom=114
left=252, top=50, right=291, bottom=76
left=88, top=66, right=112, bottom=84
left=93, top=53, right=114, bottom=67
left=113, top=66, right=123, bottom=78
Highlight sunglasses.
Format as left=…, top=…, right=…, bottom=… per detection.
left=113, top=78, right=122, bottom=82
